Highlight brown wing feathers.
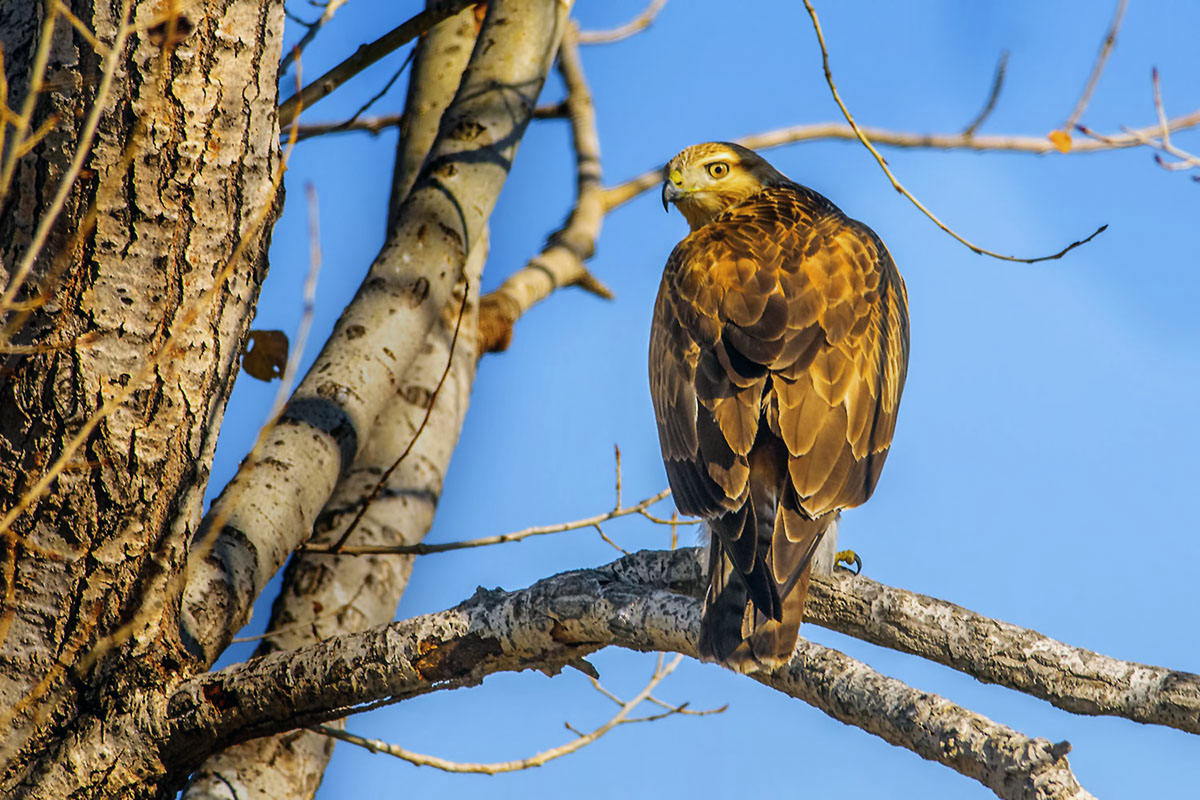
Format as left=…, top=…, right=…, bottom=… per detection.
left=650, top=181, right=908, bottom=670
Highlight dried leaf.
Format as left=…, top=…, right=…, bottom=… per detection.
left=1048, top=130, right=1072, bottom=153
left=243, top=329, right=288, bottom=381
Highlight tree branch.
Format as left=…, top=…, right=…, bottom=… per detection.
left=180, top=0, right=572, bottom=667
left=309, top=653, right=710, bottom=774
left=576, top=0, right=668, bottom=45
left=800, top=0, right=1105, bottom=264
left=277, top=0, right=476, bottom=127
left=183, top=8, right=488, bottom=797
left=805, top=568, right=1200, bottom=736
left=166, top=549, right=1100, bottom=800
left=477, top=22, right=612, bottom=357
left=600, top=110, right=1200, bottom=211
left=1061, top=0, right=1127, bottom=133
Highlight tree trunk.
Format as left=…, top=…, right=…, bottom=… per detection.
left=0, top=0, right=284, bottom=796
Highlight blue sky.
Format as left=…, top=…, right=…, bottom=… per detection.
left=207, top=1, right=1200, bottom=797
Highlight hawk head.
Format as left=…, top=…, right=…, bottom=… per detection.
left=662, top=142, right=790, bottom=231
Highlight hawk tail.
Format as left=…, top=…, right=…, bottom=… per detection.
left=699, top=495, right=829, bottom=672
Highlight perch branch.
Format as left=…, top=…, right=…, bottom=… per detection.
left=168, top=550, right=1098, bottom=800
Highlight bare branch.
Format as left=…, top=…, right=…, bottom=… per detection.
left=302, top=488, right=673, bottom=556
left=310, top=654, right=703, bottom=774
left=800, top=0, right=1104, bottom=264
left=576, top=0, right=668, bottom=45
left=601, top=110, right=1200, bottom=211
left=1078, top=70, right=1200, bottom=177
left=962, top=50, right=1009, bottom=137
left=806, top=569, right=1200, bottom=736
left=329, top=277, right=470, bottom=551
left=1062, top=0, right=1128, bottom=133
left=281, top=0, right=350, bottom=72
left=181, top=0, right=573, bottom=666
left=277, top=0, right=476, bottom=128
left=168, top=550, right=1099, bottom=800
left=294, top=102, right=571, bottom=141
left=477, top=23, right=613, bottom=356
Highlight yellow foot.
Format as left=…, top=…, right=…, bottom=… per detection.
left=834, top=549, right=862, bottom=576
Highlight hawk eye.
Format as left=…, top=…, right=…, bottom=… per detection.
left=706, top=161, right=730, bottom=179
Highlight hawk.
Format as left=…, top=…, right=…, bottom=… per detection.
left=651, top=142, right=909, bottom=671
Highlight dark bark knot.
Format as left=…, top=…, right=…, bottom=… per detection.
left=202, top=682, right=238, bottom=712
left=345, top=324, right=366, bottom=340
left=407, top=277, right=431, bottom=307
left=147, top=15, right=194, bottom=47
left=412, top=633, right=503, bottom=681
left=402, top=385, right=433, bottom=409
left=449, top=120, right=487, bottom=142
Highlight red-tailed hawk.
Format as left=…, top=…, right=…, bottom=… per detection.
left=651, top=142, right=909, bottom=671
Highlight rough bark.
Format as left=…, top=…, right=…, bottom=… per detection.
left=164, top=549, right=1097, bottom=800
left=182, top=7, right=491, bottom=797
left=180, top=0, right=573, bottom=669
left=184, top=256, right=481, bottom=800
left=0, top=0, right=284, bottom=795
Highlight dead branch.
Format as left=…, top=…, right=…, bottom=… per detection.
left=807, top=568, right=1200, bottom=736
left=962, top=50, right=1009, bottom=137
left=801, top=0, right=1104, bottom=264
left=302, top=488, right=674, bottom=556
left=576, top=0, right=668, bottom=45
left=1079, top=69, right=1200, bottom=177
left=277, top=0, right=476, bottom=127
left=477, top=23, right=612, bottom=356
left=600, top=110, right=1200, bottom=210
left=310, top=653, right=716, bottom=773
left=293, top=102, right=569, bottom=141
left=1062, top=0, right=1128, bottom=133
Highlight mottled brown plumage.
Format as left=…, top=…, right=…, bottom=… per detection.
left=650, top=142, right=909, bottom=670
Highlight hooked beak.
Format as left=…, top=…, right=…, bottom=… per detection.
left=662, top=180, right=684, bottom=212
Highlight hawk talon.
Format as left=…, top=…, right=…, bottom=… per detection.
left=835, top=549, right=862, bottom=576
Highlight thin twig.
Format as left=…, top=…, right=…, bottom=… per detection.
left=328, top=277, right=471, bottom=551
left=962, top=50, right=1008, bottom=137
left=1077, top=73, right=1200, bottom=176
left=602, top=110, right=1200, bottom=211
left=306, top=487, right=673, bottom=556
left=292, top=102, right=569, bottom=141
left=320, top=47, right=416, bottom=138
left=1062, top=0, right=1128, bottom=133
left=311, top=654, right=701, bottom=774
left=264, top=182, right=325, bottom=422
left=281, top=0, right=350, bottom=72
left=0, top=2, right=59, bottom=201
left=799, top=0, right=1105, bottom=264
left=593, top=523, right=630, bottom=555
left=0, top=0, right=134, bottom=328
left=576, top=0, right=668, bottom=45
left=277, top=0, right=475, bottom=127
left=50, top=0, right=108, bottom=56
